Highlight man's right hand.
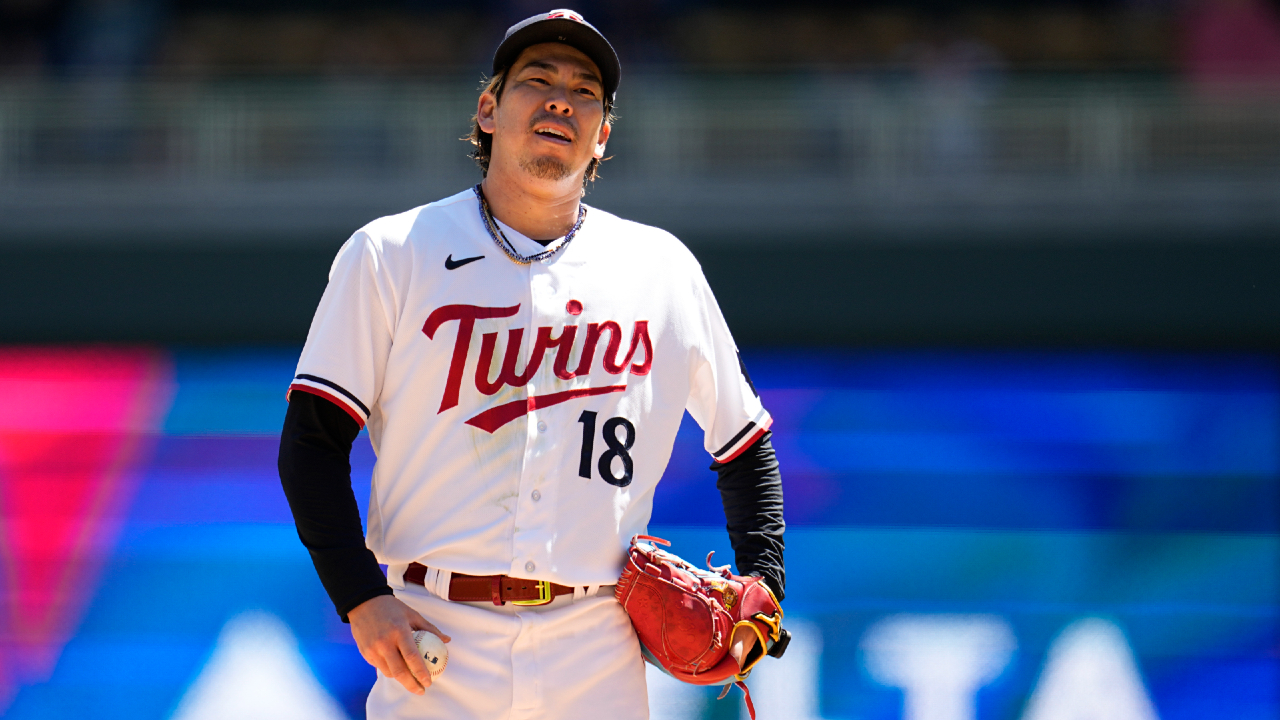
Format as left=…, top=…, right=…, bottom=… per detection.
left=348, top=594, right=452, bottom=695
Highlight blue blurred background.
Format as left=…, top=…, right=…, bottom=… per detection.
left=0, top=348, right=1274, bottom=719
left=1, top=0, right=1279, bottom=718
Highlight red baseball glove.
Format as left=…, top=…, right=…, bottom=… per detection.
left=615, top=535, right=790, bottom=719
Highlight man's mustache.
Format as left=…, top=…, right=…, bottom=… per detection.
left=528, top=112, right=578, bottom=139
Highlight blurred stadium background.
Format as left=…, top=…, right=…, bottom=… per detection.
left=0, top=0, right=1277, bottom=718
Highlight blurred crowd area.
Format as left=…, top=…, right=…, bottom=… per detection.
left=1, top=0, right=1280, bottom=80
left=3, top=0, right=1280, bottom=245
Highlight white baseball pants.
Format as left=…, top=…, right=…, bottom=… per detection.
left=366, top=580, right=649, bottom=720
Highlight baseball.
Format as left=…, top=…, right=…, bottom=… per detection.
left=412, top=630, right=449, bottom=677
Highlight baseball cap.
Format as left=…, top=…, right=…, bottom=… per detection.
left=492, top=9, right=621, bottom=101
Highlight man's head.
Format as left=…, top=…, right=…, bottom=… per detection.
left=468, top=10, right=620, bottom=187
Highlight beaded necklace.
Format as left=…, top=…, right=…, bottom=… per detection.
left=474, top=184, right=586, bottom=266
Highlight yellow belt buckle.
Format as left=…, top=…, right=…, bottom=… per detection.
left=511, top=579, right=553, bottom=606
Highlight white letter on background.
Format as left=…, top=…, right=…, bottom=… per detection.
left=861, top=614, right=1016, bottom=720
left=1020, top=618, right=1160, bottom=720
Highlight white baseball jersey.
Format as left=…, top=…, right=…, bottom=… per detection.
left=290, top=187, right=771, bottom=588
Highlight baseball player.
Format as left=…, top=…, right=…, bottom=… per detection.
left=278, top=9, right=785, bottom=719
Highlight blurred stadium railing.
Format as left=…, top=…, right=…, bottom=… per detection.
left=3, top=75, right=1280, bottom=240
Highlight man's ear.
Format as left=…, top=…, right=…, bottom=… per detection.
left=477, top=92, right=498, bottom=134
left=593, top=120, right=612, bottom=160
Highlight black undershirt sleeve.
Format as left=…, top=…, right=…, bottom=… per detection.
left=278, top=391, right=393, bottom=621
left=711, top=431, right=786, bottom=601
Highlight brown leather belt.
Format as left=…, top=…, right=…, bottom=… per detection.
left=404, top=562, right=577, bottom=606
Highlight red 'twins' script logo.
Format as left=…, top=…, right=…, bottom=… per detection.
left=423, top=303, right=652, bottom=433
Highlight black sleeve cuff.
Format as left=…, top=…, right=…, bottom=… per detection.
left=336, top=585, right=397, bottom=623
left=308, top=543, right=395, bottom=623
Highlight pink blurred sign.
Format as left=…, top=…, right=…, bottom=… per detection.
left=0, top=348, right=172, bottom=709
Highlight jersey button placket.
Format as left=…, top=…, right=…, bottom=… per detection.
left=511, top=262, right=542, bottom=579
left=513, top=260, right=558, bottom=580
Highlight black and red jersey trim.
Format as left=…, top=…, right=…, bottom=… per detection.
left=711, top=408, right=773, bottom=464
left=289, top=374, right=369, bottom=428
left=295, top=374, right=370, bottom=416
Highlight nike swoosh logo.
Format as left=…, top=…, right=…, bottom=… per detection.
left=445, top=254, right=485, bottom=270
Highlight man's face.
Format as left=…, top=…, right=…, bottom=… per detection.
left=478, top=42, right=611, bottom=185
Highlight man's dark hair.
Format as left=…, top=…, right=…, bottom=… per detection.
left=467, top=70, right=616, bottom=186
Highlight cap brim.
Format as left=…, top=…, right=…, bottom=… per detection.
left=492, top=18, right=620, bottom=100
